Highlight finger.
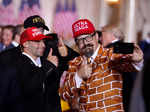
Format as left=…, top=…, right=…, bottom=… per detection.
left=134, top=43, right=140, bottom=49
left=58, top=36, right=64, bottom=46
left=58, top=32, right=64, bottom=38
left=82, top=56, right=88, bottom=64
left=52, top=24, right=56, bottom=33
left=133, top=44, right=142, bottom=54
left=54, top=56, right=58, bottom=61
left=58, top=32, right=65, bottom=46
left=79, top=56, right=87, bottom=67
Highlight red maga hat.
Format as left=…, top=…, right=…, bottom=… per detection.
left=20, top=27, right=47, bottom=45
left=72, top=19, right=95, bottom=38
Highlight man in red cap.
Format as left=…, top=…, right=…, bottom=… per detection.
left=60, top=19, right=143, bottom=112
left=0, top=27, right=61, bottom=112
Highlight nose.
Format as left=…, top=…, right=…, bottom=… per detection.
left=83, top=38, right=89, bottom=45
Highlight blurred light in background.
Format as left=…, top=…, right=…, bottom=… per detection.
left=105, top=0, right=120, bottom=4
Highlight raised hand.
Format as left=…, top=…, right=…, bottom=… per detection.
left=47, top=48, right=58, bottom=67
left=112, top=43, right=143, bottom=63
left=58, top=33, right=68, bottom=57
left=131, top=43, right=143, bottom=62
left=77, top=56, right=92, bottom=81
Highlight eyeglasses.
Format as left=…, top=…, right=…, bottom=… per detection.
left=76, top=32, right=96, bottom=44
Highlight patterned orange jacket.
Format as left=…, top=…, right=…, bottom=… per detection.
left=60, top=45, right=138, bottom=112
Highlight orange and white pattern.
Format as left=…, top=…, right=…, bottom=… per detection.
left=60, top=45, right=137, bottom=112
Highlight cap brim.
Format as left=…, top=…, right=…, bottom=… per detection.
left=46, top=33, right=57, bottom=37
left=43, top=25, right=49, bottom=31
left=31, top=34, right=48, bottom=41
left=35, top=23, right=49, bottom=31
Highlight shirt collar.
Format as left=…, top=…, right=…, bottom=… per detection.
left=145, top=37, right=150, bottom=43
left=111, top=39, right=119, bottom=43
left=12, top=41, right=19, bottom=47
left=22, top=52, right=42, bottom=67
left=90, top=44, right=100, bottom=63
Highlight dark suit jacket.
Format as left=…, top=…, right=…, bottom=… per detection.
left=16, top=54, right=61, bottom=112
left=0, top=43, right=14, bottom=53
left=142, top=58, right=150, bottom=112
left=139, top=40, right=150, bottom=62
left=0, top=46, right=21, bottom=66
left=0, top=47, right=61, bottom=112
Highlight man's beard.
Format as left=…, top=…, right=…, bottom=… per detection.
left=82, top=44, right=94, bottom=58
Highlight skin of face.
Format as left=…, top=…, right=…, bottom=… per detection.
left=14, top=27, right=24, bottom=43
left=23, top=40, right=45, bottom=60
left=101, top=31, right=116, bottom=47
left=14, top=34, right=21, bottom=44
left=2, top=28, right=13, bottom=46
left=76, top=33, right=99, bottom=58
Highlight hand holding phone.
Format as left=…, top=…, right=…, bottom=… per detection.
left=113, top=42, right=134, bottom=54
left=131, top=44, right=143, bottom=62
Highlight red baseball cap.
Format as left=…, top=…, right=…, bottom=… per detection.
left=72, top=19, right=95, bottom=38
left=20, top=27, right=47, bottom=45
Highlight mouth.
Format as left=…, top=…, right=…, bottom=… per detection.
left=84, top=47, right=92, bottom=52
left=82, top=45, right=94, bottom=57
left=82, top=44, right=93, bottom=49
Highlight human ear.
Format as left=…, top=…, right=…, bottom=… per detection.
left=23, top=41, right=29, bottom=48
left=95, top=33, right=99, bottom=42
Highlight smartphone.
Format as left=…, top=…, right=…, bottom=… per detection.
left=113, top=42, right=134, bottom=54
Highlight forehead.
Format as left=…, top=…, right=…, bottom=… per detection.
left=3, top=29, right=13, bottom=34
left=77, top=34, right=90, bottom=39
left=3, top=28, right=12, bottom=31
left=28, top=40, right=44, bottom=44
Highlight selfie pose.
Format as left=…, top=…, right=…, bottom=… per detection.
left=100, top=25, right=139, bottom=112
left=60, top=19, right=143, bottom=112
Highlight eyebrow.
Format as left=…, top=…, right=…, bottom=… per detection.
left=30, top=40, right=43, bottom=43
left=78, top=35, right=90, bottom=39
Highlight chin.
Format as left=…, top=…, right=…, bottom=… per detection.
left=83, top=50, right=93, bottom=58
left=85, top=52, right=93, bottom=58
left=38, top=53, right=44, bottom=57
left=38, top=51, right=44, bottom=56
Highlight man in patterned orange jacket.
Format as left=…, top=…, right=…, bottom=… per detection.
left=60, top=19, right=143, bottom=112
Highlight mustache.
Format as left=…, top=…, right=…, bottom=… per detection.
left=82, top=44, right=93, bottom=49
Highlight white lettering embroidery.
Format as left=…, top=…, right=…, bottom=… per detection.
left=32, top=30, right=42, bottom=37
left=74, top=21, right=89, bottom=32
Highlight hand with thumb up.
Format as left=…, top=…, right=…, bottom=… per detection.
left=47, top=48, right=58, bottom=67
left=77, top=56, right=92, bottom=81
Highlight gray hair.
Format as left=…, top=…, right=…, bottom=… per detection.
left=102, top=25, right=125, bottom=41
